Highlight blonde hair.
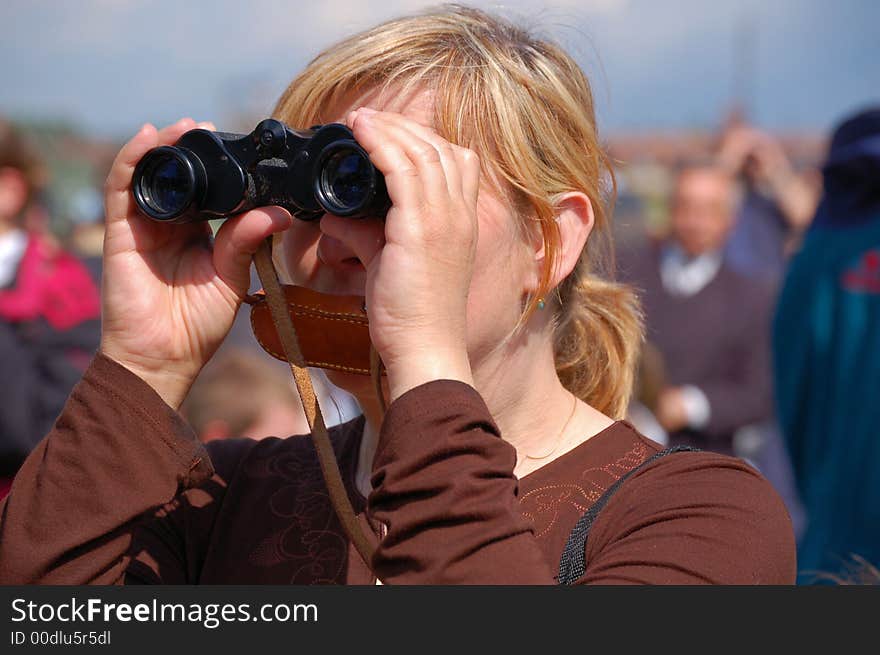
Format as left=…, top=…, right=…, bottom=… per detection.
left=274, top=4, right=643, bottom=417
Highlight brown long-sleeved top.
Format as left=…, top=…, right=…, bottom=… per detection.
left=0, top=354, right=796, bottom=584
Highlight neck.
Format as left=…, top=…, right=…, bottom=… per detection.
left=352, top=321, right=614, bottom=496
left=472, top=330, right=573, bottom=454
left=671, top=242, right=718, bottom=262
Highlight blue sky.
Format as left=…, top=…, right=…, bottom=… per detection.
left=1, top=0, right=877, bottom=140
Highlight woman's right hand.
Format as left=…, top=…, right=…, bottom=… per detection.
left=99, top=118, right=292, bottom=409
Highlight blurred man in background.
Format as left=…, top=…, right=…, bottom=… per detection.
left=0, top=118, right=101, bottom=498
left=774, top=107, right=880, bottom=583
left=620, top=163, right=774, bottom=457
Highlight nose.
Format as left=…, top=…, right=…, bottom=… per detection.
left=316, top=231, right=363, bottom=270
left=318, top=213, right=385, bottom=271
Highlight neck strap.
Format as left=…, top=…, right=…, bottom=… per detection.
left=251, top=238, right=379, bottom=570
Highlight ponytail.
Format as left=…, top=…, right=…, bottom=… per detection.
left=554, top=264, right=643, bottom=419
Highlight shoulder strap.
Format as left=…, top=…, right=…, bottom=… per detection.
left=556, top=445, right=699, bottom=585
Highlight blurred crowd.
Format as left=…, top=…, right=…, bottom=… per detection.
left=1, top=104, right=879, bottom=584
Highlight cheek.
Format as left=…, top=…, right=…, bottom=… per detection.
left=280, top=221, right=321, bottom=283
left=465, top=210, right=531, bottom=349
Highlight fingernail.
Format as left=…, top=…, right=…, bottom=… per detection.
left=269, top=207, right=292, bottom=226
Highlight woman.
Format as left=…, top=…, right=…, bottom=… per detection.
left=0, top=6, right=795, bottom=584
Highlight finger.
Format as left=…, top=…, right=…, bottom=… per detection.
left=212, top=206, right=293, bottom=298
left=357, top=109, right=453, bottom=204
left=104, top=118, right=198, bottom=223
left=379, top=113, right=479, bottom=242
left=363, top=110, right=465, bottom=200
left=350, top=110, right=448, bottom=218
left=104, top=123, right=159, bottom=223
left=156, top=117, right=196, bottom=144
left=454, top=146, right=480, bottom=217
left=347, top=116, right=425, bottom=221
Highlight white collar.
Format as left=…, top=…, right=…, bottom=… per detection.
left=0, top=228, right=27, bottom=288
left=659, top=243, right=722, bottom=297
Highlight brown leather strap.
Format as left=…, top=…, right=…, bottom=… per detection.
left=252, top=238, right=377, bottom=569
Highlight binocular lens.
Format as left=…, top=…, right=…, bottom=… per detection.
left=319, top=147, right=375, bottom=214
left=134, top=148, right=196, bottom=220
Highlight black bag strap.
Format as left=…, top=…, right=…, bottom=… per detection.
left=556, top=445, right=699, bottom=585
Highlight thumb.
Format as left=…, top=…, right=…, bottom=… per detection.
left=212, top=207, right=293, bottom=297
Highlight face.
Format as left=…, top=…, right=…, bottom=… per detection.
left=0, top=167, right=28, bottom=226
left=669, top=168, right=735, bottom=257
left=279, top=87, right=535, bottom=395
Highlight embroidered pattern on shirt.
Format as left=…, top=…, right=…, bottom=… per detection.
left=241, top=435, right=353, bottom=584
left=519, top=440, right=649, bottom=539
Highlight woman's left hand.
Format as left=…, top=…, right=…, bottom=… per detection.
left=318, top=108, right=481, bottom=401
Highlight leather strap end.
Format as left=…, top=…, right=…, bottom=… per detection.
left=250, top=285, right=376, bottom=376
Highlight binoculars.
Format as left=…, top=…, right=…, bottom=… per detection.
left=131, top=119, right=390, bottom=223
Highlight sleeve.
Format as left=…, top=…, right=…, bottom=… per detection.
left=123, top=438, right=257, bottom=585
left=0, top=353, right=216, bottom=584
left=579, top=451, right=797, bottom=584
left=367, top=380, right=556, bottom=584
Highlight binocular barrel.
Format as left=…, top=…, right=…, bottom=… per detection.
left=131, top=120, right=390, bottom=224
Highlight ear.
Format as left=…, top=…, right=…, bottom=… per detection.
left=527, top=192, right=595, bottom=293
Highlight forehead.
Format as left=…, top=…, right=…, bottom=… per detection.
left=327, top=85, right=436, bottom=127
left=675, top=169, right=732, bottom=198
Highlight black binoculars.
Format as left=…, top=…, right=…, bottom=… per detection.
left=131, top=119, right=390, bottom=224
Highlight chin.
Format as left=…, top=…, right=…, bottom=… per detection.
left=324, top=368, right=375, bottom=398
left=322, top=367, right=391, bottom=414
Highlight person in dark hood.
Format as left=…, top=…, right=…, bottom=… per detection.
left=773, top=106, right=880, bottom=583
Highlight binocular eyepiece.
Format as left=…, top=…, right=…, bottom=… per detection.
left=131, top=119, right=390, bottom=224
